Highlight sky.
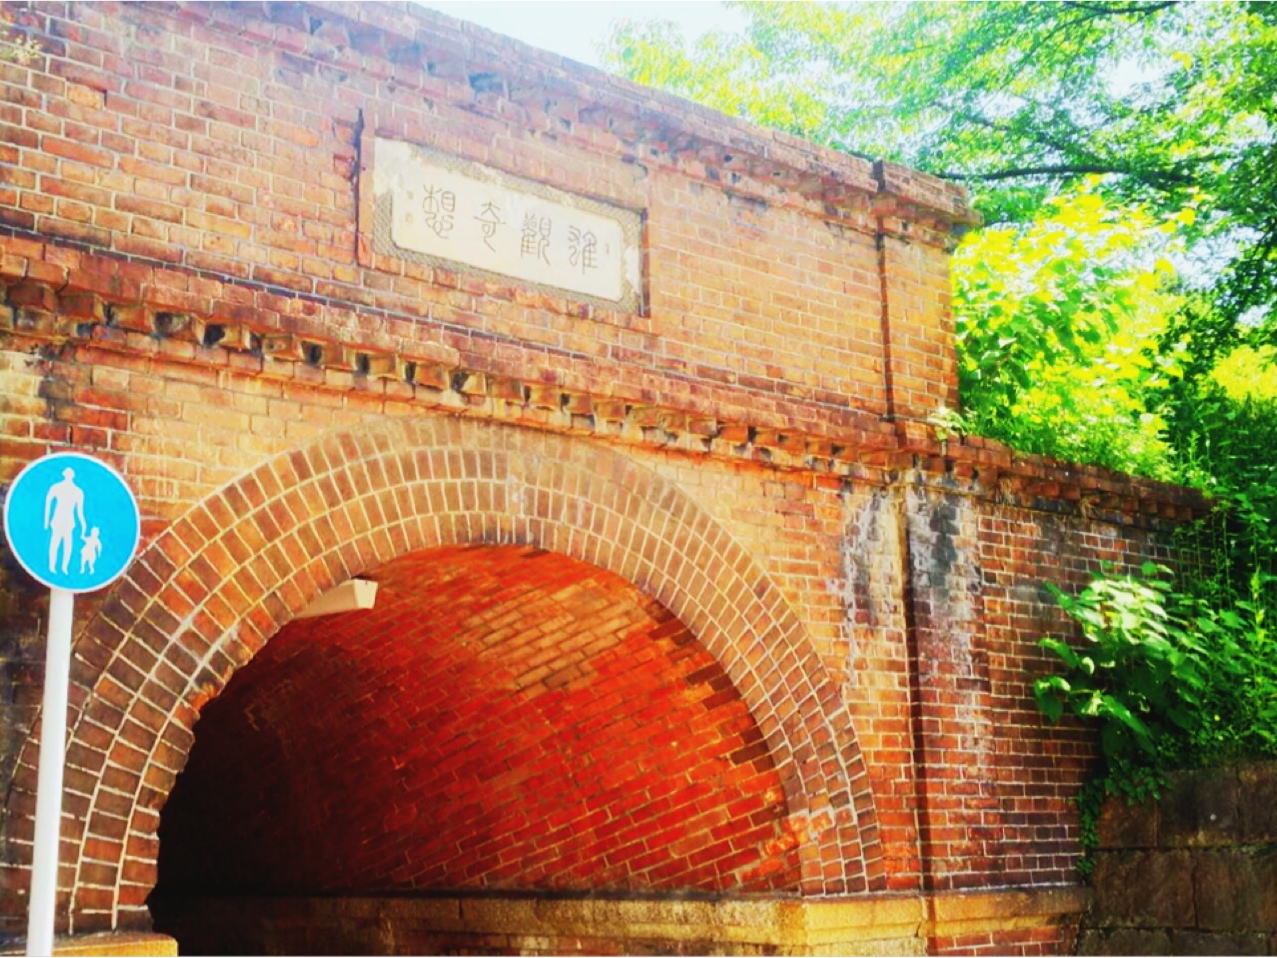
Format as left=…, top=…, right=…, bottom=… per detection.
left=414, top=1, right=745, bottom=68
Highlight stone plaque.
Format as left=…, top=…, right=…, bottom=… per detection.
left=375, top=138, right=641, bottom=308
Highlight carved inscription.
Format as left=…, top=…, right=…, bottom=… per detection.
left=375, top=138, right=641, bottom=305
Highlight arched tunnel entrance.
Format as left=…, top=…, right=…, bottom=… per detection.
left=148, top=544, right=802, bottom=954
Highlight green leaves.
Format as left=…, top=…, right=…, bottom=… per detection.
left=600, top=10, right=858, bottom=147
left=1035, top=562, right=1277, bottom=777
left=953, top=185, right=1185, bottom=475
left=603, top=1, right=1277, bottom=335
left=1033, top=674, right=1071, bottom=723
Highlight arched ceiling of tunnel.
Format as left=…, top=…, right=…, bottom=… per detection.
left=155, top=545, right=801, bottom=897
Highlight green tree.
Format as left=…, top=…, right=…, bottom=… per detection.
left=953, top=184, right=1185, bottom=475
left=608, top=7, right=1206, bottom=476
left=604, top=2, right=1277, bottom=339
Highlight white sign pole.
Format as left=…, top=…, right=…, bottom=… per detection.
left=26, top=587, right=74, bottom=958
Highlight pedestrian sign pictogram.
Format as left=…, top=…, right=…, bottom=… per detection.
left=3, top=452, right=140, bottom=594
left=2, top=452, right=141, bottom=955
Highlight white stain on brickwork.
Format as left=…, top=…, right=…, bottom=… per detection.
left=904, top=484, right=996, bottom=808
left=835, top=489, right=905, bottom=689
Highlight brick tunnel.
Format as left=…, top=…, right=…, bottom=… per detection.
left=149, top=544, right=802, bottom=954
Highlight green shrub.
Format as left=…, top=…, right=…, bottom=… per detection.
left=1034, top=560, right=1277, bottom=873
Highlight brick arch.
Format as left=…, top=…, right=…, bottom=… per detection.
left=7, top=417, right=882, bottom=935
left=152, top=544, right=807, bottom=907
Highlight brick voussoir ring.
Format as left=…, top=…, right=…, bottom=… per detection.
left=7, top=417, right=885, bottom=935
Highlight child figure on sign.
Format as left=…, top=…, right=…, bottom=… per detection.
left=80, top=527, right=102, bottom=575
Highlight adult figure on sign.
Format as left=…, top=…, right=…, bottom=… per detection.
left=44, top=467, right=87, bottom=576
left=6, top=452, right=139, bottom=595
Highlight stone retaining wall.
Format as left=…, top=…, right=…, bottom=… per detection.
left=1079, top=763, right=1277, bottom=955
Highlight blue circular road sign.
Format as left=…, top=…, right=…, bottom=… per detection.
left=3, top=452, right=141, bottom=594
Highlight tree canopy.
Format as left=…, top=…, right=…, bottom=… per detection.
left=605, top=2, right=1277, bottom=339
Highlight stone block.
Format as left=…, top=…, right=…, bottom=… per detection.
left=1076, top=927, right=1172, bottom=955
left=1262, top=849, right=1277, bottom=931
left=376, top=896, right=460, bottom=928
left=810, top=937, right=925, bottom=957
left=1194, top=848, right=1277, bottom=932
left=460, top=895, right=542, bottom=934
left=1098, top=795, right=1158, bottom=849
left=1238, top=763, right=1277, bottom=843
left=1160, top=767, right=1240, bottom=846
left=38, top=932, right=178, bottom=955
left=1091, top=849, right=1195, bottom=928
left=1170, top=930, right=1268, bottom=955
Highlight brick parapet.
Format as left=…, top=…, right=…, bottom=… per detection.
left=194, top=0, right=975, bottom=237
left=2, top=0, right=975, bottom=430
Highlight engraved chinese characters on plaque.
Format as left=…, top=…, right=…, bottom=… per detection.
left=375, top=138, right=641, bottom=307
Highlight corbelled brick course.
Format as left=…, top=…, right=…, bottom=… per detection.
left=0, top=2, right=1204, bottom=954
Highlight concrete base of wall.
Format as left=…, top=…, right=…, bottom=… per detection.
left=0, top=932, right=177, bottom=956
left=149, top=886, right=1088, bottom=955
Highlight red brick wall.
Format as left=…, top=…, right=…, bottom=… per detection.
left=878, top=229, right=959, bottom=420
left=903, top=490, right=1171, bottom=893
left=0, top=2, right=1208, bottom=953
left=154, top=545, right=801, bottom=898
left=0, top=338, right=1197, bottom=949
left=645, top=176, right=886, bottom=413
left=975, top=507, right=1171, bottom=890
left=1, top=414, right=892, bottom=936
left=0, top=0, right=967, bottom=434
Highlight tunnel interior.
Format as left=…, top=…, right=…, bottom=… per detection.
left=149, top=544, right=801, bottom=954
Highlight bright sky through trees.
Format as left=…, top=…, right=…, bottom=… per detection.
left=414, top=2, right=743, bottom=68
